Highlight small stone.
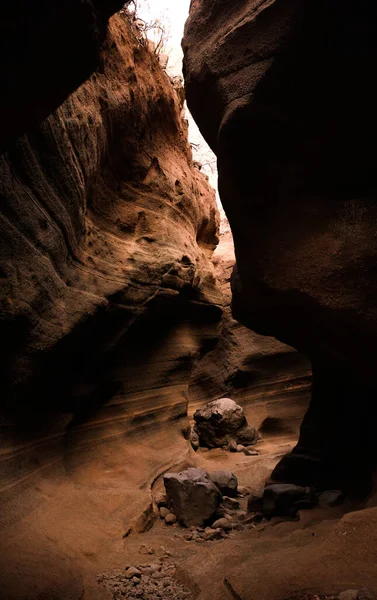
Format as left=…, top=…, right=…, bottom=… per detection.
left=338, top=591, right=358, bottom=600
left=236, top=444, right=245, bottom=452
left=357, top=590, right=377, bottom=600
left=237, top=511, right=247, bottom=521
left=139, top=544, right=149, bottom=555
left=222, top=496, right=240, bottom=510
left=190, top=428, right=200, bottom=451
left=132, top=576, right=140, bottom=584
left=244, top=448, right=259, bottom=456
left=228, top=439, right=238, bottom=452
left=152, top=571, right=164, bottom=579
left=238, top=486, right=250, bottom=496
left=203, top=527, right=223, bottom=541
left=318, top=490, right=344, bottom=508
left=212, top=518, right=233, bottom=531
left=125, top=567, right=142, bottom=579
left=164, top=513, right=177, bottom=524
left=160, top=507, right=170, bottom=519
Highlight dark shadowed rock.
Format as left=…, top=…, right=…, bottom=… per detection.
left=236, top=425, right=258, bottom=446
left=318, top=490, right=344, bottom=508
left=163, top=468, right=221, bottom=527
left=357, top=589, right=377, bottom=600
left=338, top=591, right=358, bottom=600
left=183, top=0, right=377, bottom=492
left=0, top=0, right=124, bottom=153
left=0, top=12, right=222, bottom=599
left=262, top=484, right=315, bottom=517
left=209, top=471, right=238, bottom=497
left=247, top=495, right=263, bottom=514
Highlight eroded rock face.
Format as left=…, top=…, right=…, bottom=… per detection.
left=183, top=0, right=377, bottom=491
left=0, top=13, right=221, bottom=599
left=0, top=13, right=221, bottom=416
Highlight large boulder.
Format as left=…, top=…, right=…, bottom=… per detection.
left=163, top=468, right=222, bottom=527
left=193, top=398, right=257, bottom=448
left=183, top=0, right=377, bottom=491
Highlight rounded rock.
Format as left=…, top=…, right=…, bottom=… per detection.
left=212, top=517, right=233, bottom=531
left=164, top=513, right=177, bottom=524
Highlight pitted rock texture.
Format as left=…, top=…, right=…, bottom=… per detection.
left=0, top=13, right=221, bottom=600
left=0, top=13, right=221, bottom=415
left=183, top=0, right=377, bottom=490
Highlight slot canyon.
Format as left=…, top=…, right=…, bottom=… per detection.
left=1, top=1, right=377, bottom=599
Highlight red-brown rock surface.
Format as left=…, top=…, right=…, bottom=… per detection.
left=0, top=14, right=221, bottom=598
left=183, top=0, right=377, bottom=491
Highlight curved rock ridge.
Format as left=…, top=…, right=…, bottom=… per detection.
left=0, top=15, right=222, bottom=598
left=0, top=13, right=221, bottom=415
left=183, top=0, right=377, bottom=490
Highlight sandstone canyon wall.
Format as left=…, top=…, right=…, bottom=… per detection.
left=183, top=0, right=377, bottom=492
left=0, top=12, right=223, bottom=598
left=0, top=4, right=316, bottom=598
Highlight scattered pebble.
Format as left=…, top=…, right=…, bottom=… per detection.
left=97, top=561, right=191, bottom=600
left=125, top=567, right=141, bottom=579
